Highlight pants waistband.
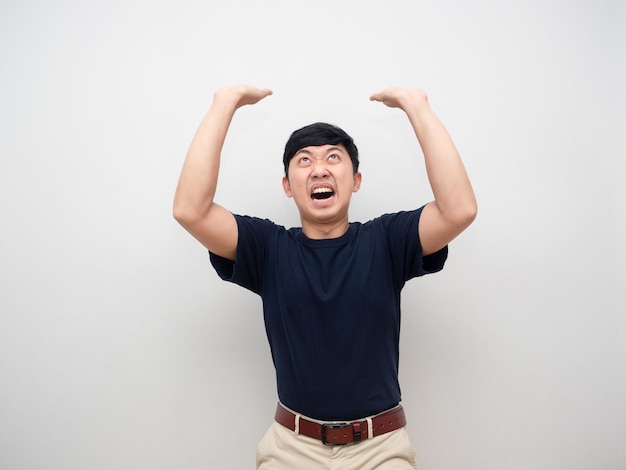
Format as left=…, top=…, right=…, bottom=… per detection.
left=274, top=403, right=407, bottom=446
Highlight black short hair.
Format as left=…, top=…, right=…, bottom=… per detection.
left=282, top=122, right=359, bottom=176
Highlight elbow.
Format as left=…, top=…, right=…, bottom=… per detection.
left=465, top=199, right=478, bottom=226
left=173, top=207, right=188, bottom=227
left=172, top=198, right=185, bottom=224
left=447, top=199, right=478, bottom=232
left=460, top=199, right=478, bottom=228
left=173, top=205, right=186, bottom=225
left=173, top=201, right=200, bottom=228
left=173, top=197, right=216, bottom=230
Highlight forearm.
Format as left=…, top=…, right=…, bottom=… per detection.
left=173, top=94, right=237, bottom=223
left=174, top=85, right=272, bottom=226
left=404, top=94, right=477, bottom=224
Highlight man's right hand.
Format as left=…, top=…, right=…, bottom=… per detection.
left=214, top=84, right=273, bottom=110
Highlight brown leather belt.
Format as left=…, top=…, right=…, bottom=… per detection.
left=274, top=403, right=407, bottom=446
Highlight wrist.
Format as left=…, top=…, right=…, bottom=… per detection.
left=403, top=91, right=433, bottom=120
left=403, top=89, right=429, bottom=110
left=211, top=89, right=239, bottom=113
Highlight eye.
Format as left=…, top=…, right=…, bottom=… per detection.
left=299, top=156, right=310, bottom=164
left=328, top=154, right=339, bottom=161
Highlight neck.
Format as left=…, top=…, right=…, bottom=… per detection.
left=301, top=219, right=350, bottom=240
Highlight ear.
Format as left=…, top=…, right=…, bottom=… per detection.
left=352, top=172, right=362, bottom=193
left=282, top=176, right=293, bottom=198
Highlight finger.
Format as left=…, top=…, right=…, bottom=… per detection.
left=254, top=88, right=272, bottom=102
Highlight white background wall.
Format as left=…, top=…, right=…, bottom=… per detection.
left=1, top=0, right=624, bottom=469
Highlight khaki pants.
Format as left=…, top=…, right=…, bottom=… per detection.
left=256, top=421, right=418, bottom=469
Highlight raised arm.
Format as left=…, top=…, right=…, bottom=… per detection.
left=370, top=87, right=477, bottom=255
left=173, top=85, right=272, bottom=260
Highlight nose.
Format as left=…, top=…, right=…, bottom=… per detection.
left=311, top=162, right=330, bottom=178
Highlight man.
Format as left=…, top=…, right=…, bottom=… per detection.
left=173, top=85, right=477, bottom=469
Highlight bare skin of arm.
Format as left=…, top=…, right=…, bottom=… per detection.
left=370, top=87, right=477, bottom=255
left=173, top=85, right=273, bottom=260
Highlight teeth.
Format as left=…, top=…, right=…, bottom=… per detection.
left=313, top=188, right=333, bottom=194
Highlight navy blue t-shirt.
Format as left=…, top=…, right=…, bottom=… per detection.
left=210, top=206, right=447, bottom=421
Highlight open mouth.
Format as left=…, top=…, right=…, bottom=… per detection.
left=311, top=187, right=335, bottom=200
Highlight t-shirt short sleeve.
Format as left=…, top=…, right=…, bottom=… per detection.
left=209, top=215, right=279, bottom=295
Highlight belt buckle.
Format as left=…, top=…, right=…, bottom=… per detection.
left=320, top=422, right=362, bottom=446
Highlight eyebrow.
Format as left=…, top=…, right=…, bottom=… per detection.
left=295, top=146, right=344, bottom=156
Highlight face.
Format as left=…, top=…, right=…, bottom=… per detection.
left=282, top=144, right=362, bottom=230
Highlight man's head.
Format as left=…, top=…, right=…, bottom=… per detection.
left=282, top=122, right=359, bottom=177
left=281, top=123, right=362, bottom=237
